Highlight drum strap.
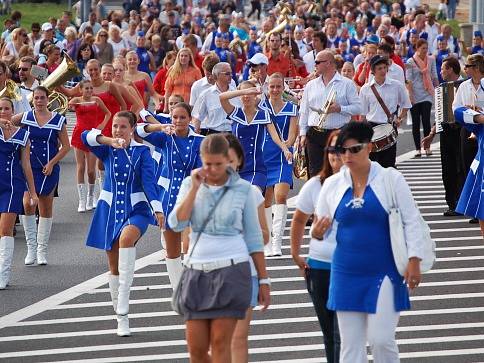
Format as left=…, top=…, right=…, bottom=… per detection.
left=370, top=84, right=393, bottom=123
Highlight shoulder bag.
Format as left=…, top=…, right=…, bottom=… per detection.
left=383, top=168, right=436, bottom=276
left=171, top=185, right=229, bottom=315
left=370, top=84, right=397, bottom=125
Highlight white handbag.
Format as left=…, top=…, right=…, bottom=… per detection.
left=384, top=168, right=436, bottom=276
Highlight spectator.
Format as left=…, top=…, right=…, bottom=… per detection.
left=34, top=22, right=62, bottom=57
left=183, top=34, right=204, bottom=72
left=134, top=31, right=155, bottom=74
left=149, top=34, right=166, bottom=70
left=159, top=0, right=180, bottom=25
left=55, top=18, right=67, bottom=42
left=93, top=30, right=114, bottom=65
left=266, top=32, right=291, bottom=77
left=303, top=31, right=327, bottom=74
left=109, top=25, right=130, bottom=58
left=166, top=11, right=182, bottom=40
left=75, top=42, right=96, bottom=82
left=1, top=28, right=28, bottom=65
left=152, top=50, right=176, bottom=112
left=121, top=20, right=138, bottom=49
left=63, top=27, right=81, bottom=60
left=27, top=23, right=41, bottom=48
left=163, top=47, right=202, bottom=112
left=79, top=12, right=102, bottom=36
left=202, top=14, right=233, bottom=54
left=40, top=45, right=61, bottom=74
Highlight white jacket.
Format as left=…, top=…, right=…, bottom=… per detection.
left=315, top=162, right=424, bottom=260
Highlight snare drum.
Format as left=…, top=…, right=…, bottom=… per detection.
left=371, top=124, right=398, bottom=152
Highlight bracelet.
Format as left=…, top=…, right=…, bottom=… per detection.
left=258, top=278, right=271, bottom=286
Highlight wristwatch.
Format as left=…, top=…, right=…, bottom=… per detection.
left=258, top=278, right=271, bottom=286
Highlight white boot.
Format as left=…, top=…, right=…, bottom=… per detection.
left=117, top=247, right=136, bottom=316
left=116, top=247, right=136, bottom=337
left=165, top=256, right=183, bottom=290
left=117, top=314, right=130, bottom=337
left=108, top=273, right=119, bottom=312
left=271, top=204, right=288, bottom=257
left=264, top=207, right=273, bottom=257
left=0, top=236, right=14, bottom=289
left=159, top=234, right=167, bottom=260
left=86, top=184, right=95, bottom=211
left=95, top=171, right=104, bottom=209
left=22, top=215, right=37, bottom=265
left=77, top=184, right=87, bottom=212
left=37, top=217, right=52, bottom=265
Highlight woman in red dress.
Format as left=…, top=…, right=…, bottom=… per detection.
left=124, top=51, right=161, bottom=108
left=68, top=80, right=111, bottom=213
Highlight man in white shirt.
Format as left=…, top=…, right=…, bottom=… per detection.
left=360, top=55, right=411, bottom=168
left=303, top=31, right=327, bottom=74
left=189, top=53, right=220, bottom=107
left=18, top=56, right=40, bottom=91
left=294, top=25, right=308, bottom=57
left=79, top=12, right=102, bottom=36
left=299, top=50, right=361, bottom=176
left=33, top=23, right=63, bottom=57
left=0, top=61, right=31, bottom=114
left=191, top=62, right=239, bottom=135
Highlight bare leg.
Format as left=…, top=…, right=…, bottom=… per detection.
left=231, top=308, right=253, bottom=363
left=186, top=319, right=211, bottom=363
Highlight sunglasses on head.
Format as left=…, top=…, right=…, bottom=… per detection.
left=336, top=143, right=367, bottom=154
left=464, top=64, right=476, bottom=68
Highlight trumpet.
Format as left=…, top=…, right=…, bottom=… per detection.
left=309, top=85, right=337, bottom=131
left=293, top=140, right=308, bottom=180
left=0, top=80, right=22, bottom=101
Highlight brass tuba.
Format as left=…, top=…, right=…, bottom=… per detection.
left=28, top=51, right=80, bottom=114
left=309, top=84, right=337, bottom=131
left=0, top=79, right=22, bottom=101
left=293, top=140, right=308, bottom=180
left=256, top=1, right=293, bottom=44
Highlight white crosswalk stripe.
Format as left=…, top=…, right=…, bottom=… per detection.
left=0, top=152, right=482, bottom=362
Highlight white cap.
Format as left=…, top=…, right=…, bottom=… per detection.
left=41, top=22, right=53, bottom=32
left=248, top=53, right=269, bottom=65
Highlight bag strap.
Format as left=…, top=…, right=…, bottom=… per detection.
left=370, top=84, right=392, bottom=122
left=383, top=167, right=397, bottom=209
left=186, top=186, right=229, bottom=262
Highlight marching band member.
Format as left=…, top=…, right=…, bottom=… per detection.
left=219, top=81, right=292, bottom=191
left=299, top=50, right=361, bottom=177
left=104, top=61, right=144, bottom=118
left=136, top=103, right=204, bottom=290
left=452, top=54, right=484, bottom=233
left=192, top=62, right=238, bottom=135
left=124, top=51, right=161, bottom=108
left=421, top=57, right=465, bottom=217
left=263, top=73, right=298, bottom=257
left=0, top=98, right=38, bottom=289
left=12, top=86, right=70, bottom=266
left=68, top=80, right=111, bottom=212
left=360, top=55, right=411, bottom=168
left=290, top=129, right=342, bottom=363
left=81, top=111, right=164, bottom=337
left=0, top=61, right=31, bottom=114
left=406, top=39, right=439, bottom=157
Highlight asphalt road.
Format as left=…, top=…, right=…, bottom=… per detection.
left=1, top=117, right=483, bottom=362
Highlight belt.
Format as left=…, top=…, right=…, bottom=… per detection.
left=309, top=126, right=338, bottom=132
left=185, top=257, right=249, bottom=272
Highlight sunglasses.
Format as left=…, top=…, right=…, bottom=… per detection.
left=19, top=67, right=30, bottom=71
left=315, top=59, right=329, bottom=65
left=325, top=146, right=339, bottom=154
left=337, top=143, right=367, bottom=154
left=464, top=64, right=476, bottom=68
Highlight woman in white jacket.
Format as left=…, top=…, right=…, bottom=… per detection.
left=315, top=122, right=423, bottom=363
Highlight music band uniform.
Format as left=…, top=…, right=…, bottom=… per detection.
left=360, top=77, right=412, bottom=168
left=299, top=72, right=361, bottom=177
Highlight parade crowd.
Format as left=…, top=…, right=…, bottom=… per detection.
left=0, top=0, right=483, bottom=362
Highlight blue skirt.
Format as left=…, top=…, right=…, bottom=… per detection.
left=266, top=163, right=293, bottom=187
left=33, top=166, right=60, bottom=196
left=240, top=171, right=266, bottom=189
left=456, top=163, right=484, bottom=219
left=0, top=181, right=26, bottom=214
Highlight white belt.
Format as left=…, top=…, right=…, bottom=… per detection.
left=185, top=257, right=249, bottom=272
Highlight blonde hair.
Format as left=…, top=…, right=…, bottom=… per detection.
left=168, top=48, right=196, bottom=79
left=11, top=27, right=27, bottom=42
left=163, top=50, right=177, bottom=67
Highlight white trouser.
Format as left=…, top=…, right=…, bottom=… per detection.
left=337, top=276, right=400, bottom=363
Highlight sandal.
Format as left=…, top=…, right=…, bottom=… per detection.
left=425, top=149, right=433, bottom=156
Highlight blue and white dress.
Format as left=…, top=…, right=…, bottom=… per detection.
left=142, top=111, right=171, bottom=183
left=136, top=125, right=204, bottom=229
left=454, top=107, right=484, bottom=219
left=262, top=101, right=297, bottom=187
left=21, top=111, right=66, bottom=196
left=229, top=106, right=271, bottom=189
left=0, top=127, right=29, bottom=213
left=82, top=129, right=163, bottom=250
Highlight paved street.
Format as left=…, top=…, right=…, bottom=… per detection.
left=0, top=117, right=482, bottom=362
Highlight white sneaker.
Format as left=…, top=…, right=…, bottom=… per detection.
left=116, top=314, right=131, bottom=337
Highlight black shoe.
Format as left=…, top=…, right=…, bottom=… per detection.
left=306, top=215, right=313, bottom=226
left=443, top=209, right=461, bottom=217
left=469, top=218, right=479, bottom=224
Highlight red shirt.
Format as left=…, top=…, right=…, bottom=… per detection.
left=153, top=66, right=169, bottom=95
left=193, top=52, right=204, bottom=74
left=266, top=52, right=291, bottom=77
left=354, top=61, right=371, bottom=87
